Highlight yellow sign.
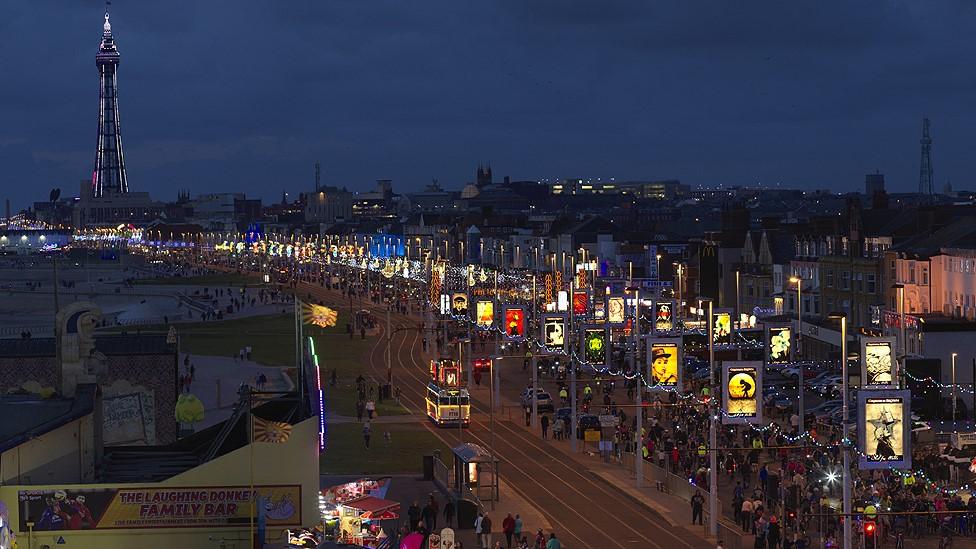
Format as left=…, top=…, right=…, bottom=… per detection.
left=584, top=430, right=601, bottom=442
left=650, top=342, right=679, bottom=387
left=18, top=485, right=302, bottom=530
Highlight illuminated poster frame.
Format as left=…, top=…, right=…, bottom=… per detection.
left=475, top=300, right=494, bottom=328
left=581, top=325, right=609, bottom=367
left=765, top=325, right=793, bottom=364
left=653, top=300, right=674, bottom=333
left=647, top=337, right=682, bottom=389
left=541, top=314, right=568, bottom=353
left=502, top=305, right=527, bottom=338
left=861, top=337, right=897, bottom=389
left=572, top=290, right=589, bottom=316
left=713, top=310, right=732, bottom=345
left=858, top=389, right=911, bottom=470
left=607, top=296, right=626, bottom=326
left=722, top=361, right=762, bottom=424
left=451, top=293, right=468, bottom=317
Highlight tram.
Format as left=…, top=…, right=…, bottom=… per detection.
left=426, top=359, right=471, bottom=427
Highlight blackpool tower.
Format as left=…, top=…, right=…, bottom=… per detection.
left=92, top=6, right=128, bottom=197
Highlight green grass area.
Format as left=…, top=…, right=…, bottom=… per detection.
left=310, top=332, right=407, bottom=417
left=134, top=273, right=259, bottom=286
left=320, top=421, right=450, bottom=475
left=110, top=311, right=408, bottom=416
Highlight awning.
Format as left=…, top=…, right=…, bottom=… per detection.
left=340, top=496, right=400, bottom=520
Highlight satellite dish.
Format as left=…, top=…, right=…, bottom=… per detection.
left=49, top=188, right=61, bottom=203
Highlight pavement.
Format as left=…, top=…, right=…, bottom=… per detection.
left=181, top=353, right=294, bottom=430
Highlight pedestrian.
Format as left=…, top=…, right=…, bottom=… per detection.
left=407, top=501, right=421, bottom=531
left=717, top=541, right=725, bottom=549
left=356, top=400, right=365, bottom=422
left=691, top=490, right=705, bottom=525
left=541, top=415, right=549, bottom=439
left=427, top=495, right=439, bottom=531
left=741, top=499, right=754, bottom=532
left=362, top=422, right=371, bottom=449
left=366, top=399, right=376, bottom=419
left=514, top=514, right=523, bottom=541
left=503, top=513, right=516, bottom=548
left=480, top=514, right=492, bottom=549
left=534, top=530, right=545, bottom=549
left=443, top=500, right=455, bottom=527
left=474, top=513, right=484, bottom=544
left=767, top=516, right=780, bottom=549
left=545, top=533, right=560, bottom=549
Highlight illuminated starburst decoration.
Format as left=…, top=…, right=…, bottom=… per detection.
left=303, top=304, right=338, bottom=328
left=479, top=268, right=488, bottom=283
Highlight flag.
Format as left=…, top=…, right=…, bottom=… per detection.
left=302, top=303, right=338, bottom=328
left=252, top=416, right=292, bottom=443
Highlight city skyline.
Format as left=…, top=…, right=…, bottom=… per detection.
left=2, top=1, right=975, bottom=209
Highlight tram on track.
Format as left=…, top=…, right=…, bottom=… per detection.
left=426, top=359, right=470, bottom=427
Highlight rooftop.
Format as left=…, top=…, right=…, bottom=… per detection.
left=0, top=384, right=96, bottom=453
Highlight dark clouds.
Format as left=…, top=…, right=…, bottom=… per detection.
left=1, top=1, right=975, bottom=210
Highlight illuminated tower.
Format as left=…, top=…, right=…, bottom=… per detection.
left=92, top=7, right=128, bottom=197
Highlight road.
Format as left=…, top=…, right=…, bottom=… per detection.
left=302, top=281, right=712, bottom=549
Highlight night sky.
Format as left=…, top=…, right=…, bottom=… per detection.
left=2, top=1, right=975, bottom=210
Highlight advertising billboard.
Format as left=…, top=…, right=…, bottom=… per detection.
left=475, top=300, right=494, bottom=328
left=766, top=326, right=792, bottom=364
left=647, top=338, right=681, bottom=389
left=503, top=306, right=526, bottom=338
left=861, top=337, right=897, bottom=388
left=722, top=362, right=762, bottom=424
left=858, top=390, right=911, bottom=470
left=18, top=485, right=302, bottom=531
left=713, top=311, right=732, bottom=345
left=582, top=326, right=608, bottom=367
left=607, top=297, right=626, bottom=325
left=653, top=301, right=674, bottom=333
left=541, top=314, right=568, bottom=353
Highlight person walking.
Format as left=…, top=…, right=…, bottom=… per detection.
left=502, top=513, right=516, bottom=548
left=407, top=501, right=421, bottom=531
left=514, top=514, right=523, bottom=542
left=545, top=533, right=561, bottom=549
left=541, top=415, right=550, bottom=439
left=691, top=490, right=705, bottom=525
left=474, top=513, right=484, bottom=545
left=362, top=422, right=371, bottom=449
left=480, top=514, right=492, bottom=549
left=443, top=500, right=455, bottom=528
left=741, top=498, right=754, bottom=532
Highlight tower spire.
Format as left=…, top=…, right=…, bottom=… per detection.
left=92, top=2, right=128, bottom=197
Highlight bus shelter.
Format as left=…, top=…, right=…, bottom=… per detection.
left=452, top=443, right=498, bottom=504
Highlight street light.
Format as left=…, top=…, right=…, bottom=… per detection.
left=790, top=276, right=802, bottom=357
left=828, top=311, right=851, bottom=549
left=952, top=352, right=959, bottom=422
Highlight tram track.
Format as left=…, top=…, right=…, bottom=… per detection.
left=323, top=291, right=710, bottom=549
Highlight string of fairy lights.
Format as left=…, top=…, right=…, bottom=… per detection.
left=129, top=237, right=971, bottom=494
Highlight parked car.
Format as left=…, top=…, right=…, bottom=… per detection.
left=807, top=400, right=842, bottom=418
left=520, top=388, right=554, bottom=411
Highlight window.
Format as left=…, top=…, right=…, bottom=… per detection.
left=803, top=297, right=810, bottom=314
left=867, top=273, right=876, bottom=294
left=908, top=261, right=916, bottom=283
left=890, top=260, right=897, bottom=283
left=826, top=269, right=834, bottom=288
left=921, top=267, right=928, bottom=285
left=856, top=272, right=863, bottom=292
left=841, top=271, right=850, bottom=291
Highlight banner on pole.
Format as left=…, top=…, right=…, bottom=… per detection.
left=722, top=361, right=762, bottom=424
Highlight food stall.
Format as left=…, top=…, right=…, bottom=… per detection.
left=336, top=496, right=399, bottom=547
left=319, top=478, right=397, bottom=547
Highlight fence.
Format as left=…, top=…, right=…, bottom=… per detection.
left=621, top=452, right=749, bottom=549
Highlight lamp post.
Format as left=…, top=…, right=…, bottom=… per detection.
left=706, top=299, right=718, bottom=538
left=790, top=276, right=802, bottom=357
left=735, top=270, right=740, bottom=321
left=828, top=312, right=850, bottom=549
left=952, top=352, right=959, bottom=422
left=892, top=283, right=906, bottom=387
